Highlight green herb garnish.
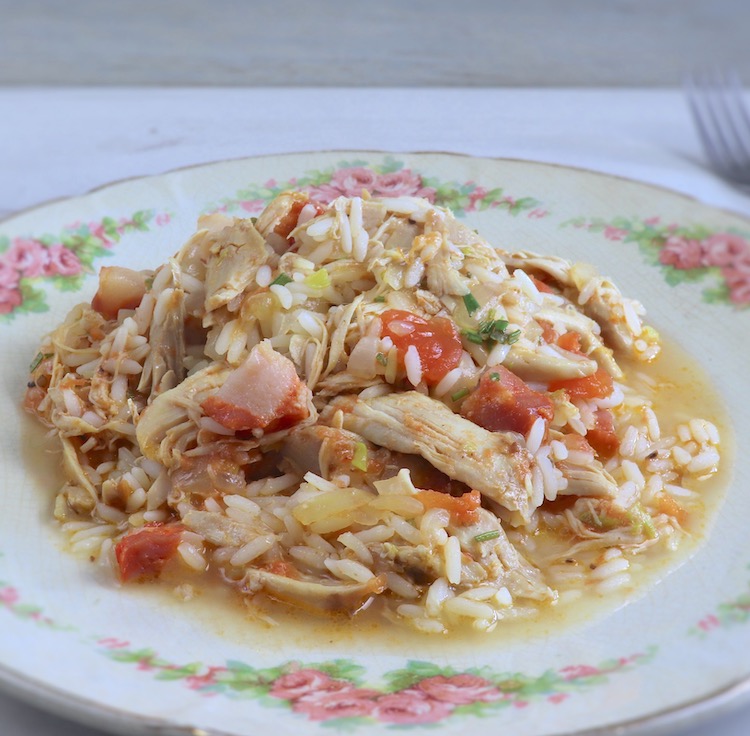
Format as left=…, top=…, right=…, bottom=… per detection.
left=376, top=352, right=388, bottom=366
left=29, top=352, right=52, bottom=373
left=474, top=530, right=501, bottom=543
left=463, top=311, right=522, bottom=347
left=270, top=273, right=293, bottom=286
left=451, top=387, right=470, bottom=402
left=462, top=292, right=480, bottom=315
left=489, top=372, right=500, bottom=381
left=374, top=295, right=386, bottom=303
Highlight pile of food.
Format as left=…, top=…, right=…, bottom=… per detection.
left=25, top=191, right=721, bottom=633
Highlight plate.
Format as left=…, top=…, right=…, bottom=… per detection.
left=2, top=151, right=750, bottom=736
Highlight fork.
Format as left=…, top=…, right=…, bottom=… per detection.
left=685, top=68, right=750, bottom=187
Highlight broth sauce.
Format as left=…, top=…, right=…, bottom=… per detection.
left=23, top=336, right=734, bottom=655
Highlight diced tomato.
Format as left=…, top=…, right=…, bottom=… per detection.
left=460, top=366, right=554, bottom=435
left=380, top=309, right=463, bottom=386
left=201, top=342, right=311, bottom=432
left=537, top=320, right=559, bottom=344
left=416, top=489, right=481, bottom=525
left=531, top=276, right=554, bottom=293
left=586, top=409, right=619, bottom=458
left=115, top=525, right=183, bottom=582
left=654, top=493, right=688, bottom=525
left=274, top=199, right=325, bottom=243
left=548, top=367, right=613, bottom=400
left=556, top=331, right=582, bottom=354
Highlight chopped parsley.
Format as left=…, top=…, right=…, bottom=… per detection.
left=474, top=530, right=501, bottom=543
left=270, top=273, right=293, bottom=286
left=376, top=352, right=388, bottom=366
left=489, top=372, right=501, bottom=381
left=462, top=311, right=521, bottom=347
left=373, top=295, right=386, bottom=303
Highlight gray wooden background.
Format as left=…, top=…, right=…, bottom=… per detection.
left=1, top=0, right=749, bottom=86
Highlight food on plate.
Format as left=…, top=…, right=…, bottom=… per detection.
left=24, top=191, right=721, bottom=633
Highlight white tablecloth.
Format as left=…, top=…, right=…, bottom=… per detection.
left=1, top=87, right=749, bottom=736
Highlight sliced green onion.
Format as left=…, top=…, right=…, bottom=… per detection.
left=462, top=292, right=480, bottom=315
left=489, top=372, right=500, bottom=381
left=373, top=295, right=386, bottom=303
left=270, top=273, right=293, bottom=286
left=29, top=352, right=51, bottom=373
left=304, top=269, right=331, bottom=290
left=351, top=442, right=368, bottom=472
left=451, top=387, right=470, bottom=402
left=503, top=329, right=522, bottom=345
left=462, top=330, right=484, bottom=345
left=474, top=530, right=501, bottom=543
left=376, top=352, right=388, bottom=366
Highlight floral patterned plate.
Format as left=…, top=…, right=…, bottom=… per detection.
left=2, top=151, right=750, bottom=736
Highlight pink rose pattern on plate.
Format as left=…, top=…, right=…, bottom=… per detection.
left=0, top=577, right=657, bottom=727
left=562, top=215, right=750, bottom=307
left=0, top=210, right=169, bottom=319
left=204, top=157, right=542, bottom=218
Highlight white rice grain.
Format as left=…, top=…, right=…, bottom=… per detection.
left=270, top=284, right=293, bottom=310
left=444, top=536, right=462, bottom=585
left=255, top=264, right=272, bottom=287
left=325, top=558, right=375, bottom=583
left=178, top=542, right=207, bottom=571
left=433, top=367, right=463, bottom=397
left=230, top=535, right=275, bottom=566
left=526, top=417, right=546, bottom=454
left=338, top=531, right=374, bottom=565
left=591, top=556, right=630, bottom=580
left=404, top=345, right=423, bottom=386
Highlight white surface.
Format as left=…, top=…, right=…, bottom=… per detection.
left=0, top=0, right=749, bottom=86
left=1, top=86, right=750, bottom=736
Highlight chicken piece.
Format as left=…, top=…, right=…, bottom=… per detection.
left=201, top=341, right=313, bottom=433
left=460, top=366, right=554, bottom=435
left=182, top=510, right=269, bottom=547
left=140, top=286, right=186, bottom=398
left=500, top=251, right=658, bottom=360
left=280, top=424, right=364, bottom=478
left=328, top=391, right=537, bottom=522
left=533, top=305, right=622, bottom=379
left=91, top=266, right=148, bottom=320
left=502, top=344, right=598, bottom=382
left=242, top=568, right=386, bottom=615
left=203, top=219, right=271, bottom=312
left=448, top=509, right=554, bottom=601
left=136, top=363, right=231, bottom=467
left=555, top=461, right=618, bottom=498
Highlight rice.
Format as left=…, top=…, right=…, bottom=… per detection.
left=25, top=190, right=722, bottom=635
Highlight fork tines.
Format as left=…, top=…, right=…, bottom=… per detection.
left=685, top=68, right=750, bottom=185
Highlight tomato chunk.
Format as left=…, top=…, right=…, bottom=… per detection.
left=556, top=331, right=582, bottom=353
left=380, top=309, right=462, bottom=386
left=460, top=366, right=554, bottom=435
left=549, top=367, right=613, bottom=400
left=115, top=525, right=183, bottom=582
left=586, top=408, right=619, bottom=458
left=415, top=489, right=481, bottom=525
